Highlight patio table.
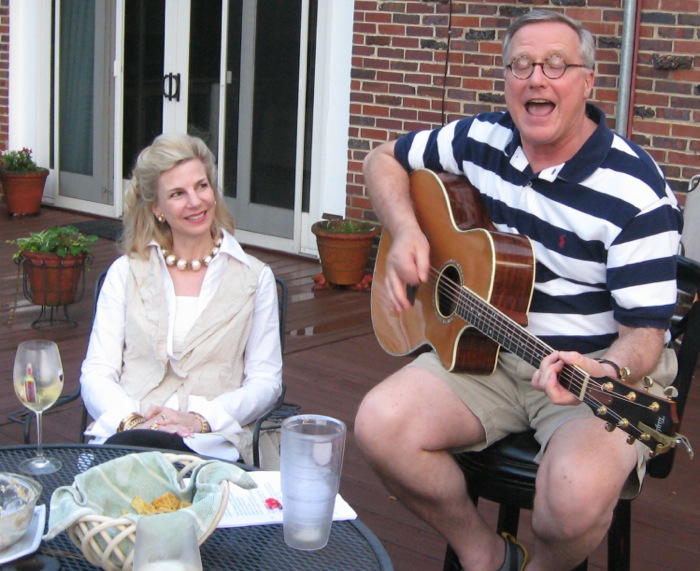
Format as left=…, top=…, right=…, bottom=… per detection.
left=0, top=444, right=393, bottom=571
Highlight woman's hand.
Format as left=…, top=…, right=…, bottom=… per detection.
left=141, top=406, right=197, bottom=437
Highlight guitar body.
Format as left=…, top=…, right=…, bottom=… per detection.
left=372, top=169, right=536, bottom=372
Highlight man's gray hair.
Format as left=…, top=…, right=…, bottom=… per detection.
left=502, top=10, right=595, bottom=69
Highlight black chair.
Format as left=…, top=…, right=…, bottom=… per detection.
left=443, top=255, right=700, bottom=571
left=9, top=271, right=298, bottom=467
left=252, top=275, right=301, bottom=467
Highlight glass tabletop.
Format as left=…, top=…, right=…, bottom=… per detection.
left=0, top=444, right=393, bottom=571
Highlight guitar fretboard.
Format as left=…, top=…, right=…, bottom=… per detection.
left=453, top=281, right=608, bottom=408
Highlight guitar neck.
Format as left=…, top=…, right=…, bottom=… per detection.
left=456, top=284, right=596, bottom=402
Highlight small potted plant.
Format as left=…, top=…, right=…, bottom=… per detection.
left=0, top=147, right=50, bottom=216
left=311, top=218, right=380, bottom=285
left=8, top=225, right=98, bottom=309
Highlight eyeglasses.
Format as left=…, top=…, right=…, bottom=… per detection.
left=506, top=55, right=588, bottom=80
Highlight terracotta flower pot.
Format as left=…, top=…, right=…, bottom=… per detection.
left=20, top=251, right=88, bottom=307
left=311, top=220, right=380, bottom=285
left=1, top=169, right=49, bottom=216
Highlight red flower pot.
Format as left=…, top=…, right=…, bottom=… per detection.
left=312, top=221, right=380, bottom=285
left=1, top=169, right=49, bottom=216
left=20, top=251, right=88, bottom=307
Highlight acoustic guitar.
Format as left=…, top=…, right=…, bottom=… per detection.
left=371, top=168, right=683, bottom=455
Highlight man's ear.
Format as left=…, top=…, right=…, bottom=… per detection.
left=584, top=69, right=595, bottom=99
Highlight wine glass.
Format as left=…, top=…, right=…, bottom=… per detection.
left=13, top=340, right=65, bottom=475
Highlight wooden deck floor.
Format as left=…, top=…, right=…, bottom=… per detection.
left=1, top=207, right=698, bottom=570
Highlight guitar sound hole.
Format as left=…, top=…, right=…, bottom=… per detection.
left=436, top=265, right=461, bottom=319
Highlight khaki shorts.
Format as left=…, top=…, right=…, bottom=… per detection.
left=407, top=347, right=677, bottom=498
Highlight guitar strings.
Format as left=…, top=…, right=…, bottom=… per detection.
left=426, top=266, right=654, bottom=438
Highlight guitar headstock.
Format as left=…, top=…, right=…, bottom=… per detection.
left=586, top=374, right=680, bottom=455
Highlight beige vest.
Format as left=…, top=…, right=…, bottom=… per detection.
left=118, top=249, right=276, bottom=464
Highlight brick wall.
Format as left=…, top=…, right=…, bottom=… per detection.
left=0, top=0, right=9, bottom=152
left=349, top=0, right=700, bottom=221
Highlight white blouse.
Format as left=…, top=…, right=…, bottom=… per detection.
left=80, top=231, right=283, bottom=462
left=172, top=297, right=199, bottom=357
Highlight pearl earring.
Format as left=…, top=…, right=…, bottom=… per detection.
left=156, top=213, right=165, bottom=223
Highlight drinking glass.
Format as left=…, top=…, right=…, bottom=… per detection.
left=133, top=512, right=203, bottom=571
left=13, top=340, right=64, bottom=475
left=280, top=414, right=347, bottom=550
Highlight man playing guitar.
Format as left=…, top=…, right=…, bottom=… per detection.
left=355, top=10, right=681, bottom=571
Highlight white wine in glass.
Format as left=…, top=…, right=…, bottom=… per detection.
left=13, top=340, right=65, bottom=475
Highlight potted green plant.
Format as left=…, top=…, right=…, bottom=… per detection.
left=311, top=218, right=381, bottom=285
left=8, top=225, right=98, bottom=309
left=0, top=148, right=50, bottom=216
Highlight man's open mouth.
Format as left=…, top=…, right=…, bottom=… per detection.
left=525, top=100, right=556, bottom=116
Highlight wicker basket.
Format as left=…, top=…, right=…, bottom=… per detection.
left=66, top=453, right=229, bottom=571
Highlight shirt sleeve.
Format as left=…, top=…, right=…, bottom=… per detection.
left=80, top=257, right=141, bottom=438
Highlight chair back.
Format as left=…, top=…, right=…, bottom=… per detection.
left=647, top=255, right=700, bottom=477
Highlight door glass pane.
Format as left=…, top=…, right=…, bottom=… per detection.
left=187, top=0, right=223, bottom=157
left=301, top=0, right=318, bottom=213
left=223, top=2, right=243, bottom=200
left=249, top=0, right=302, bottom=210
left=58, top=0, right=112, bottom=206
left=59, top=0, right=95, bottom=176
left=122, top=0, right=165, bottom=176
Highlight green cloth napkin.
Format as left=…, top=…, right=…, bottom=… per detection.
left=44, top=451, right=256, bottom=542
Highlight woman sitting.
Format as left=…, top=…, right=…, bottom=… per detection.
left=80, top=133, right=283, bottom=468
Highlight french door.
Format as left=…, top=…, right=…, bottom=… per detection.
left=54, top=0, right=313, bottom=250
left=54, top=0, right=115, bottom=217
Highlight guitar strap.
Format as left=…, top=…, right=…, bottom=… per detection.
left=671, top=299, right=700, bottom=419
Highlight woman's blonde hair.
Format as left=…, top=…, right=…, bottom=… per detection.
left=120, top=133, right=235, bottom=258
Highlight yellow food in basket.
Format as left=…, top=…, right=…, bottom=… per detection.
left=128, top=492, right=192, bottom=515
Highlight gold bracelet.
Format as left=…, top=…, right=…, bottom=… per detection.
left=118, top=413, right=145, bottom=432
left=191, top=412, right=211, bottom=434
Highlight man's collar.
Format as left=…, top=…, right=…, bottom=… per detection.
left=505, top=103, right=613, bottom=183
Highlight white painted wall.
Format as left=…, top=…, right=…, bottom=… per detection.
left=8, top=0, right=55, bottom=201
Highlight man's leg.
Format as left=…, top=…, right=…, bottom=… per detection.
left=355, top=365, right=511, bottom=571
left=527, top=417, right=638, bottom=571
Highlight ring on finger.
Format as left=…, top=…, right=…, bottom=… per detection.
left=150, top=422, right=159, bottom=430
left=160, top=413, right=167, bottom=420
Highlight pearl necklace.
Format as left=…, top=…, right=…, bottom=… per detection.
left=163, top=236, right=223, bottom=271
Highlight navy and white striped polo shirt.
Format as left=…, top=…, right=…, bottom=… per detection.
left=394, top=104, right=682, bottom=353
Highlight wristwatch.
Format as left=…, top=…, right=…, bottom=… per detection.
left=595, top=358, right=631, bottom=382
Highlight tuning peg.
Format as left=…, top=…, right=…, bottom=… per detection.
left=617, top=418, right=630, bottom=429
left=626, top=391, right=637, bottom=402
left=649, top=402, right=660, bottom=412
left=643, top=376, right=654, bottom=389
left=626, top=435, right=636, bottom=445
left=664, top=386, right=679, bottom=398
left=604, top=422, right=615, bottom=432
